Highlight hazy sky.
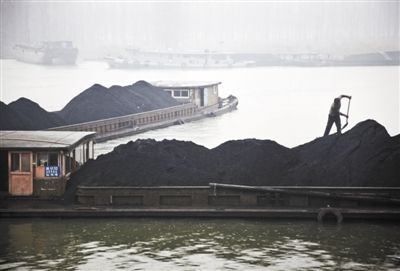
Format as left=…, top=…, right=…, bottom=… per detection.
left=1, top=1, right=399, bottom=57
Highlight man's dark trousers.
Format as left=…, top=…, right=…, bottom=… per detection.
left=324, top=115, right=341, bottom=136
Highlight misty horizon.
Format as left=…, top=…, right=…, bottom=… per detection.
left=1, top=1, right=399, bottom=59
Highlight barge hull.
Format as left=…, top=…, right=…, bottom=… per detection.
left=1, top=207, right=400, bottom=221
left=49, top=96, right=238, bottom=143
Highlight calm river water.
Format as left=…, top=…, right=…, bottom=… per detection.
left=1, top=60, right=400, bottom=270
left=0, top=219, right=399, bottom=271
left=1, top=60, right=399, bottom=154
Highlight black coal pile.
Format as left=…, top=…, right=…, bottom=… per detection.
left=287, top=120, right=400, bottom=187
left=58, top=80, right=178, bottom=124
left=210, top=139, right=298, bottom=185
left=8, top=98, right=65, bottom=129
left=0, top=101, right=32, bottom=130
left=63, top=139, right=215, bottom=201
left=0, top=99, right=64, bottom=130
left=67, top=120, right=399, bottom=194
left=1, top=80, right=180, bottom=130
left=75, top=139, right=215, bottom=187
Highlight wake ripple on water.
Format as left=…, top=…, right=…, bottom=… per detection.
left=1, top=219, right=399, bottom=270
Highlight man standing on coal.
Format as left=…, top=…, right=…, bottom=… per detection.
left=323, top=95, right=351, bottom=136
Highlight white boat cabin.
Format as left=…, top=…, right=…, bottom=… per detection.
left=153, top=81, right=221, bottom=107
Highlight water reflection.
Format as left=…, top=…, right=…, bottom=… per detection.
left=0, top=219, right=399, bottom=270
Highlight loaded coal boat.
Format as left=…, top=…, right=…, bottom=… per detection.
left=1, top=120, right=399, bottom=222
left=49, top=81, right=239, bottom=142
left=63, top=120, right=399, bottom=222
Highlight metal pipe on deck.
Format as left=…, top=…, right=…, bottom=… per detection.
left=209, top=183, right=400, bottom=205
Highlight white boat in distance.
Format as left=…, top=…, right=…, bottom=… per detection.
left=105, top=48, right=256, bottom=69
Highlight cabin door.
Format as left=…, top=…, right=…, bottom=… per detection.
left=8, top=152, right=33, bottom=196
left=0, top=150, right=8, bottom=193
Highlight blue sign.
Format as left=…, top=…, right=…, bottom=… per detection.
left=45, top=166, right=60, bottom=177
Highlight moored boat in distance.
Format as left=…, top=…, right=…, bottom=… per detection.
left=13, top=41, right=78, bottom=65
left=105, top=49, right=400, bottom=68
left=105, top=48, right=256, bottom=69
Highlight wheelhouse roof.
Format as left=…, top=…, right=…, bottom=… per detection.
left=152, top=81, right=221, bottom=89
left=0, top=131, right=95, bottom=151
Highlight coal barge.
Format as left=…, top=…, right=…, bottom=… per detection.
left=1, top=120, right=399, bottom=222
left=49, top=81, right=239, bottom=142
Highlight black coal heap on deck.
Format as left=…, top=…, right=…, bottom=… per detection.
left=0, top=80, right=179, bottom=130
left=68, top=119, right=399, bottom=191
left=0, top=98, right=65, bottom=130
left=58, top=80, right=179, bottom=124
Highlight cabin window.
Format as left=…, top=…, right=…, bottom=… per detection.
left=21, top=153, right=31, bottom=172
left=37, top=153, right=47, bottom=166
left=49, top=153, right=58, bottom=166
left=37, top=152, right=58, bottom=167
left=165, top=90, right=172, bottom=96
left=11, top=153, right=20, bottom=171
left=11, top=153, right=30, bottom=172
left=181, top=90, right=189, bottom=97
left=174, top=90, right=181, bottom=97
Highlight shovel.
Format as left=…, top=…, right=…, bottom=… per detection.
left=341, top=95, right=352, bottom=130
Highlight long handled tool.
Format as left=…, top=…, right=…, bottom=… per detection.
left=341, top=96, right=352, bottom=130
left=209, top=183, right=400, bottom=205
